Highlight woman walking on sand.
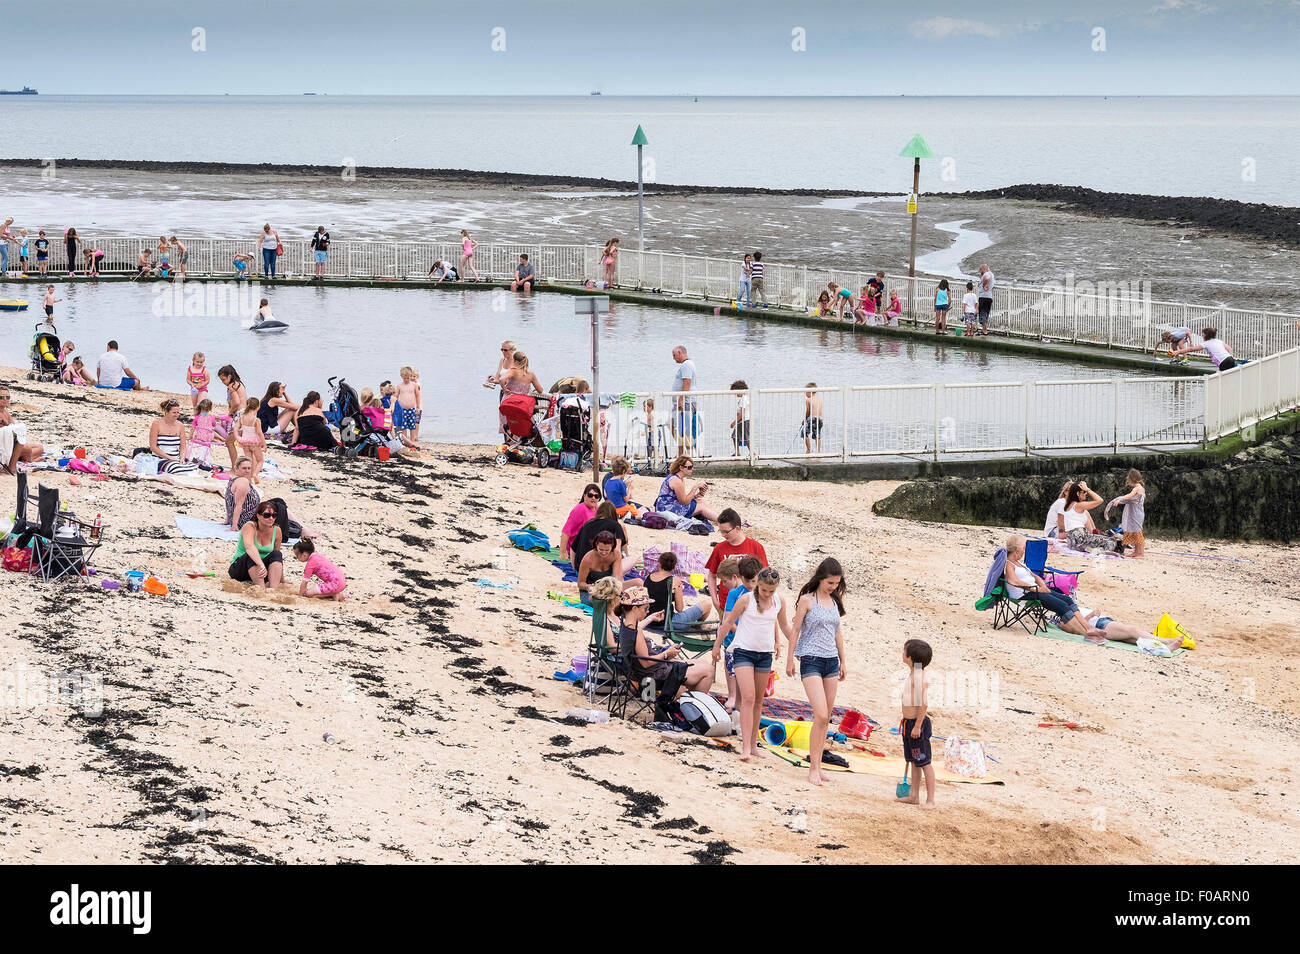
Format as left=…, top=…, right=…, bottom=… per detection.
left=601, top=238, right=619, bottom=286
left=460, top=230, right=480, bottom=282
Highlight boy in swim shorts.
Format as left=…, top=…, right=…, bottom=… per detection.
left=394, top=366, right=423, bottom=447
left=897, top=638, right=935, bottom=808
left=801, top=384, right=824, bottom=453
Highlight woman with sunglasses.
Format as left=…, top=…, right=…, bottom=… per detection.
left=148, top=398, right=198, bottom=474
left=229, top=502, right=285, bottom=588
left=653, top=455, right=721, bottom=523
left=559, top=483, right=603, bottom=565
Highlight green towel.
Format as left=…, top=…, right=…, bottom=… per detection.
left=1039, top=625, right=1184, bottom=656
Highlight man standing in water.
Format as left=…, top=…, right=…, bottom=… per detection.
left=671, top=345, right=698, bottom=455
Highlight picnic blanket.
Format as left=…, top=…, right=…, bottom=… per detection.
left=710, top=693, right=869, bottom=725
left=1039, top=624, right=1184, bottom=656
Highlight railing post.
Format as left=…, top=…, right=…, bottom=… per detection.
left=840, top=386, right=848, bottom=463
left=1024, top=381, right=1032, bottom=456
left=679, top=254, right=686, bottom=296
left=933, top=383, right=942, bottom=462
left=748, top=391, right=757, bottom=466
left=1113, top=379, right=1121, bottom=452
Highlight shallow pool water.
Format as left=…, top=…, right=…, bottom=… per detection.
left=1, top=281, right=1124, bottom=443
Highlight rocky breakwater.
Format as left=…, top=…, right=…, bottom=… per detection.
left=872, top=433, right=1300, bottom=543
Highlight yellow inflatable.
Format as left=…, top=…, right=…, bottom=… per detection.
left=0, top=300, right=30, bottom=311
left=39, top=336, right=58, bottom=362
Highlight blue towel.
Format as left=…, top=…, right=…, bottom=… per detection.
left=549, top=559, right=577, bottom=582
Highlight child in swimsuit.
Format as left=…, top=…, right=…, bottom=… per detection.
left=187, top=352, right=210, bottom=413
left=293, top=538, right=349, bottom=601
left=802, top=384, right=824, bottom=454
left=237, top=397, right=266, bottom=480
left=394, top=366, right=423, bottom=446
left=189, top=398, right=218, bottom=466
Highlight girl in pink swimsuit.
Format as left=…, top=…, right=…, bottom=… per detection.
left=293, top=539, right=349, bottom=600
left=237, top=397, right=266, bottom=480
left=460, top=229, right=479, bottom=282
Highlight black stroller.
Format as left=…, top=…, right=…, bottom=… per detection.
left=325, top=376, right=386, bottom=457
left=556, top=394, right=595, bottom=471
left=30, top=322, right=62, bottom=383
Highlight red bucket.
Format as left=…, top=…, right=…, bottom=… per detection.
left=377, top=446, right=391, bottom=462
left=838, top=709, right=872, bottom=741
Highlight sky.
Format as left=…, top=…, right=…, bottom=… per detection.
left=1, top=0, right=1298, bottom=95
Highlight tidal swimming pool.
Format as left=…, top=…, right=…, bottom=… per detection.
left=1, top=281, right=1127, bottom=443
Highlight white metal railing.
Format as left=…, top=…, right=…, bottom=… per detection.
left=15, top=236, right=1299, bottom=362
left=1204, top=346, right=1300, bottom=441
left=597, top=373, right=1218, bottom=465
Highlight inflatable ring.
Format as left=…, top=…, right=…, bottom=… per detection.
left=0, top=301, right=30, bottom=311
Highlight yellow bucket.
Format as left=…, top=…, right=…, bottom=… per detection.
left=689, top=572, right=705, bottom=590
left=783, top=720, right=813, bottom=750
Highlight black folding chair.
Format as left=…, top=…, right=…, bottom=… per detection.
left=12, top=474, right=106, bottom=582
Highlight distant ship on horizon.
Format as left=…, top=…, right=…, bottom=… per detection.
left=0, top=86, right=38, bottom=95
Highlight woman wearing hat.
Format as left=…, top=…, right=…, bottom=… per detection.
left=617, top=585, right=715, bottom=695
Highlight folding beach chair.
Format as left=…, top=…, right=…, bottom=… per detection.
left=584, top=598, right=620, bottom=705
left=11, top=474, right=106, bottom=582
left=974, top=547, right=1049, bottom=635
left=1025, top=537, right=1084, bottom=597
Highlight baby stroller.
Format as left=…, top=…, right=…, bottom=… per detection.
left=495, top=391, right=556, bottom=468
left=30, top=322, right=62, bottom=383
left=325, top=376, right=384, bottom=457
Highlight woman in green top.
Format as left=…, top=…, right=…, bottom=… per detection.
left=228, top=502, right=284, bottom=587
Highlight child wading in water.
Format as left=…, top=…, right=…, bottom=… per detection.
left=293, top=539, right=349, bottom=601
left=394, top=366, right=423, bottom=447
left=1106, top=468, right=1147, bottom=558
left=715, top=566, right=794, bottom=760
left=189, top=398, right=218, bottom=466
left=238, top=397, right=267, bottom=479
left=187, top=351, right=210, bottom=414
left=787, top=558, right=847, bottom=786
left=898, top=638, right=936, bottom=809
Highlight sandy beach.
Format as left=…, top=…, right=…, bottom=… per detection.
left=1, top=369, right=1297, bottom=864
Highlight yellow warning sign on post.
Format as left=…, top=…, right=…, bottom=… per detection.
left=907, top=194, right=918, bottom=214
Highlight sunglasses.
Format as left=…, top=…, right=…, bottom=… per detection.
left=256, top=510, right=276, bottom=518
left=584, top=491, right=600, bottom=499
left=163, top=400, right=179, bottom=409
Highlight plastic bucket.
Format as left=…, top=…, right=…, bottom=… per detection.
left=953, top=326, right=964, bottom=337
left=125, top=571, right=145, bottom=593
left=762, top=722, right=787, bottom=746
left=571, top=654, right=588, bottom=676
left=377, top=446, right=390, bottom=461
left=689, top=572, right=705, bottom=590
left=838, top=709, right=872, bottom=740
left=784, top=720, right=813, bottom=750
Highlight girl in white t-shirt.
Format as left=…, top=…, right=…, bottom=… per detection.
left=1182, top=326, right=1236, bottom=371
left=716, top=567, right=795, bottom=761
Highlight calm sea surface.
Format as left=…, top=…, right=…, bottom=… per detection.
left=2, top=95, right=1297, bottom=204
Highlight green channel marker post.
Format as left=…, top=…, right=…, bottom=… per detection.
left=900, top=133, right=934, bottom=322
left=632, top=124, right=649, bottom=289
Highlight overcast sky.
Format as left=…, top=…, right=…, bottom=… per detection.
left=3, top=0, right=1297, bottom=95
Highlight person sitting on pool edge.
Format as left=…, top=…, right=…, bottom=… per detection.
left=96, top=340, right=146, bottom=391
left=510, top=254, right=536, bottom=293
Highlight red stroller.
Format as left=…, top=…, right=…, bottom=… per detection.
left=496, top=392, right=556, bottom=468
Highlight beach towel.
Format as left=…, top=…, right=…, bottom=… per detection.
left=1049, top=538, right=1124, bottom=560
left=768, top=747, right=1004, bottom=785
left=1037, top=624, right=1184, bottom=656
left=983, top=548, right=1007, bottom=599
left=172, top=515, right=299, bottom=545
left=507, top=526, right=552, bottom=552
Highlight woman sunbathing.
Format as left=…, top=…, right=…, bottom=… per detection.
left=1073, top=604, right=1193, bottom=651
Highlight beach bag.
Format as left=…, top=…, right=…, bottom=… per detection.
left=641, top=546, right=661, bottom=576
left=3, top=545, right=32, bottom=574
left=943, top=737, right=987, bottom=778
left=1155, top=613, right=1189, bottom=644
left=68, top=458, right=100, bottom=474
left=676, top=691, right=734, bottom=738
left=1048, top=570, right=1079, bottom=596
left=132, top=454, right=161, bottom=476
left=640, top=513, right=668, bottom=530
left=275, top=241, right=284, bottom=256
